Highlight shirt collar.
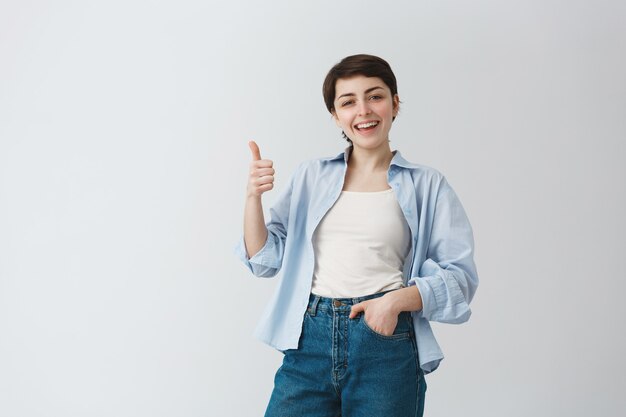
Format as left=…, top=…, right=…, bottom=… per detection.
left=321, top=146, right=417, bottom=170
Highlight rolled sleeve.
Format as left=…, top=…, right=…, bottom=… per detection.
left=234, top=234, right=281, bottom=277
left=410, top=266, right=472, bottom=323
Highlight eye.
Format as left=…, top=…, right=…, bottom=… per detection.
left=369, top=95, right=382, bottom=101
left=341, top=100, right=354, bottom=107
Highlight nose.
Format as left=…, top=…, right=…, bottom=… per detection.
left=357, top=100, right=372, bottom=116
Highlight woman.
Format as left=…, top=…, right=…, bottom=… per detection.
left=236, top=54, right=479, bottom=417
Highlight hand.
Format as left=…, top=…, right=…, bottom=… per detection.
left=349, top=295, right=400, bottom=337
left=247, top=140, right=275, bottom=198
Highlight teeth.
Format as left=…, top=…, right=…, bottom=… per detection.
left=356, top=121, right=378, bottom=129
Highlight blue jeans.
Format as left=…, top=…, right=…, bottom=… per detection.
left=265, top=290, right=427, bottom=417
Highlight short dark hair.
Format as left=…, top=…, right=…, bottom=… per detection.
left=322, top=54, right=399, bottom=143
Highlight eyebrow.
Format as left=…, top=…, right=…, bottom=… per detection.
left=336, top=86, right=385, bottom=101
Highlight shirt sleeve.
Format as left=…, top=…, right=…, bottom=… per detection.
left=233, top=165, right=297, bottom=278
left=408, top=177, right=479, bottom=324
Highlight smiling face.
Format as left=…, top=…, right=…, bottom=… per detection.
left=332, top=75, right=399, bottom=151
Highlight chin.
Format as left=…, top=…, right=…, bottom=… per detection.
left=353, top=137, right=388, bottom=149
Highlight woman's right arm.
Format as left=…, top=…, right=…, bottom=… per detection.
left=243, top=140, right=274, bottom=258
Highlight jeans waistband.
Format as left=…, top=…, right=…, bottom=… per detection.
left=307, top=289, right=399, bottom=316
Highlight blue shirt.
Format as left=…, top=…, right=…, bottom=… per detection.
left=235, top=146, right=479, bottom=374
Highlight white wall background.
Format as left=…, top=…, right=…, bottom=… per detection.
left=1, top=1, right=625, bottom=416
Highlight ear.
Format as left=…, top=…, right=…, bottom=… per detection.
left=392, top=94, right=400, bottom=117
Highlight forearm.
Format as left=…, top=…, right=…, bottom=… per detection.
left=386, top=285, right=423, bottom=314
left=243, top=195, right=268, bottom=258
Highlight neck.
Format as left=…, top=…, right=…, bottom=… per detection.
left=347, top=143, right=394, bottom=173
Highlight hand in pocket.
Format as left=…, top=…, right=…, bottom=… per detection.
left=349, top=297, right=400, bottom=337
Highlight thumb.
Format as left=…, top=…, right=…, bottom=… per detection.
left=349, top=302, right=365, bottom=319
left=248, top=140, right=261, bottom=161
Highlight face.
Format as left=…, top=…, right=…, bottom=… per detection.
left=332, top=75, right=399, bottom=151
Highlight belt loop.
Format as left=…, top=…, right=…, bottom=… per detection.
left=308, top=295, right=320, bottom=317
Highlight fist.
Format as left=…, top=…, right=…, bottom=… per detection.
left=247, top=140, right=275, bottom=198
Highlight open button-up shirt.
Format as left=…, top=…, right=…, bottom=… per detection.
left=235, top=146, right=479, bottom=374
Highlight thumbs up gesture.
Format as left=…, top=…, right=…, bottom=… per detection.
left=247, top=140, right=275, bottom=198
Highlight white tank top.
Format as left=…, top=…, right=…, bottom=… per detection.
left=311, top=188, right=412, bottom=298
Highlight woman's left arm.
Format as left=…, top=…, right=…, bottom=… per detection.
left=406, top=177, right=479, bottom=324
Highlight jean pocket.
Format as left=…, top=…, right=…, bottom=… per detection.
left=361, top=312, right=411, bottom=340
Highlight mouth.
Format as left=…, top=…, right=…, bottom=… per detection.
left=354, top=120, right=379, bottom=132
